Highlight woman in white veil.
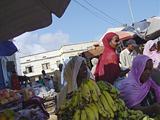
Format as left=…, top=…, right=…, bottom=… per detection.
left=56, top=56, right=93, bottom=112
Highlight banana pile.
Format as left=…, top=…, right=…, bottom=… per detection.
left=58, top=80, right=154, bottom=120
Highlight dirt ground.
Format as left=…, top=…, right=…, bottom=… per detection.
left=46, top=103, right=57, bottom=120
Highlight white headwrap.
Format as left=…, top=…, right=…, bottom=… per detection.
left=143, top=40, right=156, bottom=57
left=63, top=56, right=87, bottom=93
left=57, top=56, right=91, bottom=109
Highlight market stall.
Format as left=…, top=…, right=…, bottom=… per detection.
left=0, top=88, right=51, bottom=120
left=58, top=80, right=154, bottom=120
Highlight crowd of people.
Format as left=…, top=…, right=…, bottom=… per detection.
left=10, top=32, right=160, bottom=118
left=55, top=32, right=160, bottom=118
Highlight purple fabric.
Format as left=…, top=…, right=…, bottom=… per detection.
left=118, top=55, right=160, bottom=108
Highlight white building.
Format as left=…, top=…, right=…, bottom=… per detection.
left=20, top=41, right=98, bottom=81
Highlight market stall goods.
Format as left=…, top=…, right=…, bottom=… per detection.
left=0, top=88, right=49, bottom=120
left=0, top=89, right=20, bottom=105
left=58, top=80, right=154, bottom=120
left=0, top=109, right=15, bottom=120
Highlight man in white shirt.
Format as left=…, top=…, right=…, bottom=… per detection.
left=120, top=39, right=138, bottom=71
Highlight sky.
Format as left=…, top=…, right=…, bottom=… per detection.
left=14, top=0, right=160, bottom=56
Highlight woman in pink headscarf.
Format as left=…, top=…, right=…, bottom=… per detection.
left=118, top=55, right=160, bottom=116
left=95, top=32, right=129, bottom=84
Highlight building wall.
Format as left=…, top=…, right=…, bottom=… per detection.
left=20, top=41, right=97, bottom=81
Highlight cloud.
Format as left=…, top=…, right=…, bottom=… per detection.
left=39, top=31, right=70, bottom=50
left=14, top=31, right=70, bottom=57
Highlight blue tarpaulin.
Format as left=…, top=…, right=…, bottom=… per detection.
left=0, top=41, right=17, bottom=56
left=0, top=59, right=5, bottom=89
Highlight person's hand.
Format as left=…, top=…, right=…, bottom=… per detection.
left=119, top=69, right=130, bottom=77
left=125, top=68, right=130, bottom=73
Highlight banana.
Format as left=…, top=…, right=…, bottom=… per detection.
left=80, top=109, right=87, bottom=120
left=118, top=110, right=128, bottom=118
left=97, top=81, right=120, bottom=96
left=71, top=92, right=80, bottom=108
left=95, top=101, right=109, bottom=118
left=114, top=98, right=126, bottom=111
left=102, top=91, right=117, bottom=112
left=99, top=94, right=114, bottom=118
left=87, top=80, right=101, bottom=96
left=84, top=106, right=96, bottom=120
left=80, top=82, right=91, bottom=102
left=88, top=103, right=99, bottom=120
left=85, top=80, right=98, bottom=102
left=73, top=109, right=81, bottom=120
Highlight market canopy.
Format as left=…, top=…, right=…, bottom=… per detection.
left=133, top=16, right=160, bottom=40
left=0, top=40, right=17, bottom=56
left=0, top=0, right=71, bottom=41
left=82, top=45, right=104, bottom=58
left=105, top=26, right=136, bottom=41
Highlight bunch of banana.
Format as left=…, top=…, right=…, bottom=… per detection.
left=96, top=101, right=110, bottom=118
left=84, top=105, right=98, bottom=120
left=78, top=79, right=101, bottom=102
left=73, top=109, right=81, bottom=120
left=127, top=109, right=146, bottom=120
left=85, top=80, right=101, bottom=102
left=143, top=116, right=154, bottom=120
left=117, top=110, right=128, bottom=119
left=97, top=81, right=119, bottom=99
left=71, top=103, right=99, bottom=120
left=114, top=98, right=126, bottom=111
left=79, top=82, right=91, bottom=102
left=60, top=91, right=81, bottom=111
left=99, top=94, right=114, bottom=119
left=60, top=80, right=152, bottom=120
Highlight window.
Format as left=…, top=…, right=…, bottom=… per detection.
left=42, top=63, right=50, bottom=70
left=26, top=66, right=33, bottom=73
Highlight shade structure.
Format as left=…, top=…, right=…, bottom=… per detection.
left=115, top=31, right=135, bottom=41
left=83, top=46, right=104, bottom=59
left=133, top=16, right=160, bottom=40
left=0, top=0, right=71, bottom=41
left=0, top=40, right=17, bottom=56
left=105, top=26, right=136, bottom=41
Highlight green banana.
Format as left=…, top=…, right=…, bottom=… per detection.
left=84, top=106, right=96, bottom=120
left=80, top=109, right=87, bottom=120
left=80, top=82, right=91, bottom=102
left=95, top=101, right=109, bottom=118
left=99, top=94, right=114, bottom=118
left=88, top=103, right=99, bottom=120
left=73, top=109, right=81, bottom=120
left=71, top=92, right=80, bottom=108
left=86, top=80, right=99, bottom=102
left=87, top=80, right=101, bottom=96
left=102, top=91, right=117, bottom=112
left=118, top=110, right=128, bottom=118
left=97, top=81, right=120, bottom=96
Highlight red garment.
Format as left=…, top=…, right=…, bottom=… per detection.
left=11, top=73, right=21, bottom=90
left=94, top=32, right=120, bottom=84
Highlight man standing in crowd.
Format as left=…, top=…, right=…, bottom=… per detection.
left=42, top=70, right=53, bottom=90
left=119, top=39, right=138, bottom=71
left=53, top=64, right=63, bottom=92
